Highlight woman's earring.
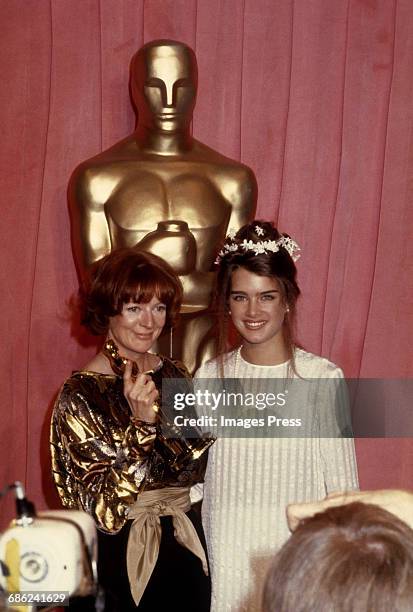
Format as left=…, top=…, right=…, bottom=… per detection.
left=285, top=306, right=290, bottom=313
left=169, top=327, right=173, bottom=358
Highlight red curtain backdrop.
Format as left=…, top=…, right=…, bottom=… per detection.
left=1, top=0, right=412, bottom=526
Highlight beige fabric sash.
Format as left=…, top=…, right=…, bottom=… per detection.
left=125, top=487, right=208, bottom=606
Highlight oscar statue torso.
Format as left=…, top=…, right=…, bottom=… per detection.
left=69, top=40, right=257, bottom=371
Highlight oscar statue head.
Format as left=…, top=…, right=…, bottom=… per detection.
left=130, top=40, right=198, bottom=133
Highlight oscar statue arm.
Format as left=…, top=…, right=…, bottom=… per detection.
left=221, top=165, right=258, bottom=233
left=68, top=163, right=112, bottom=281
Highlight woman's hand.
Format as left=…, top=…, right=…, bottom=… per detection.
left=123, top=360, right=159, bottom=423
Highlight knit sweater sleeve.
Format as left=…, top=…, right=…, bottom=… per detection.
left=318, top=364, right=359, bottom=494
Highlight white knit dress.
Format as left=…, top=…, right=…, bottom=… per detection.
left=194, top=348, right=359, bottom=612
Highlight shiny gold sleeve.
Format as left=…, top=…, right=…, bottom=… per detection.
left=50, top=376, right=155, bottom=533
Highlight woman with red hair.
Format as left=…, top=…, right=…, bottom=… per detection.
left=51, top=248, right=212, bottom=611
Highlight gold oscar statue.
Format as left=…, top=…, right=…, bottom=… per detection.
left=69, top=40, right=257, bottom=372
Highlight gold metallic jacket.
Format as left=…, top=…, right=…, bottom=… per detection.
left=50, top=358, right=207, bottom=533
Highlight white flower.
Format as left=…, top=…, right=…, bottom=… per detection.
left=240, top=239, right=254, bottom=251
left=254, top=243, right=266, bottom=254
left=280, top=236, right=301, bottom=260
left=215, top=234, right=301, bottom=264
left=255, top=225, right=264, bottom=236
left=265, top=240, right=279, bottom=253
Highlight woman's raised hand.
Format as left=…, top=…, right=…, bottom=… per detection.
left=123, top=360, right=159, bottom=423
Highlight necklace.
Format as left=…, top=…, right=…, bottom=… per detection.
left=102, top=339, right=139, bottom=377
left=234, top=346, right=241, bottom=378
left=102, top=339, right=161, bottom=377
left=235, top=345, right=292, bottom=371
left=234, top=345, right=293, bottom=396
left=103, top=341, right=215, bottom=472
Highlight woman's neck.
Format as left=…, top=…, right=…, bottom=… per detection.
left=83, top=338, right=160, bottom=376
left=239, top=342, right=290, bottom=366
left=104, top=336, right=160, bottom=374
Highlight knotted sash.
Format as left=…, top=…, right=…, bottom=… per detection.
left=125, top=487, right=208, bottom=605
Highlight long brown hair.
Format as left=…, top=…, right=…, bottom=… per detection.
left=213, top=221, right=300, bottom=369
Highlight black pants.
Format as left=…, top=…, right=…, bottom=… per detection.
left=69, top=507, right=211, bottom=612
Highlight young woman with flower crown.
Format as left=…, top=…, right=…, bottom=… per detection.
left=194, top=220, right=359, bottom=612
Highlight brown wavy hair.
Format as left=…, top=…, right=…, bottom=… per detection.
left=214, top=220, right=300, bottom=366
left=81, top=248, right=183, bottom=335
left=263, top=501, right=413, bottom=612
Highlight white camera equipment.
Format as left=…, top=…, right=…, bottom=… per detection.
left=0, top=482, right=97, bottom=610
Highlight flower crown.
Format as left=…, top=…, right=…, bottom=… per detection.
left=215, top=225, right=301, bottom=264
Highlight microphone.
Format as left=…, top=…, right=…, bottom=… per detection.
left=13, top=481, right=36, bottom=526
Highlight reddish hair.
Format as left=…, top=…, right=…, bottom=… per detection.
left=263, top=502, right=413, bottom=612
left=81, top=248, right=183, bottom=335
